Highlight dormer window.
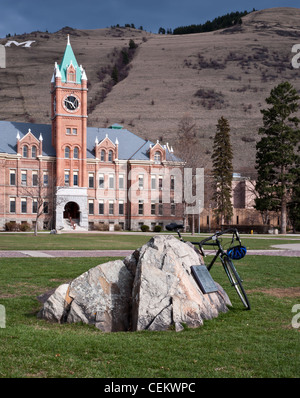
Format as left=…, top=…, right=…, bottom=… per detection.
left=32, top=145, right=37, bottom=159
left=154, top=151, right=161, bottom=164
left=67, top=64, right=76, bottom=83
left=108, top=150, right=113, bottom=162
left=100, top=150, right=105, bottom=162
left=23, top=145, right=28, bottom=158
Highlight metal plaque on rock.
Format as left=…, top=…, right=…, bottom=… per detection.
left=191, top=265, right=218, bottom=294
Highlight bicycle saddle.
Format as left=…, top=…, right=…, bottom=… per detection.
left=166, top=223, right=184, bottom=231
left=227, top=245, right=247, bottom=260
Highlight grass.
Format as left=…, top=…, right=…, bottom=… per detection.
left=0, top=232, right=299, bottom=251
left=0, top=254, right=299, bottom=378
left=0, top=233, right=151, bottom=251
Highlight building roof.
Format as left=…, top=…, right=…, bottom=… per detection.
left=0, top=121, right=181, bottom=162
left=58, top=36, right=82, bottom=84
left=0, top=121, right=54, bottom=156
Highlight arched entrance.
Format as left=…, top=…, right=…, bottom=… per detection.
left=63, top=201, right=80, bottom=220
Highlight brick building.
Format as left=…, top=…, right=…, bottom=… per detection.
left=0, top=37, right=184, bottom=231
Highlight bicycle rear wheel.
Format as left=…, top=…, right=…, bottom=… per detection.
left=222, top=256, right=250, bottom=310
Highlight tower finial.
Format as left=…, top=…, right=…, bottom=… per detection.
left=67, top=34, right=70, bottom=45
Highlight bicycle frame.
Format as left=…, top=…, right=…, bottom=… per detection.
left=167, top=224, right=250, bottom=309
left=189, top=228, right=241, bottom=264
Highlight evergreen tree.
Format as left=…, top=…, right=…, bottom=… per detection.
left=211, top=116, right=233, bottom=225
left=255, top=81, right=300, bottom=234
left=129, top=39, right=137, bottom=49
left=111, top=65, right=119, bottom=84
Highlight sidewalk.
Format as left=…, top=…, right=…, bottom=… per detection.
left=0, top=250, right=133, bottom=258
left=0, top=246, right=299, bottom=258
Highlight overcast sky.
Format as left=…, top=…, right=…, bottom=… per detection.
left=0, top=0, right=299, bottom=38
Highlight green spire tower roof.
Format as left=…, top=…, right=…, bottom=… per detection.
left=59, top=35, right=82, bottom=84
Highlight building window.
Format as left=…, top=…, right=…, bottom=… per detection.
left=108, top=174, right=114, bottom=189
left=32, top=199, right=38, bottom=214
left=72, top=128, right=77, bottom=135
left=43, top=172, right=49, bottom=186
left=151, top=175, right=156, bottom=190
left=43, top=201, right=49, bottom=214
left=88, top=173, right=94, bottom=188
left=67, top=69, right=76, bottom=82
left=21, top=171, right=27, bottom=186
left=23, top=145, right=28, bottom=158
left=65, top=146, right=70, bottom=158
left=32, top=171, right=38, bottom=186
left=158, top=176, right=163, bottom=190
left=99, top=200, right=104, bottom=215
left=66, top=128, right=71, bottom=135
left=138, top=200, right=144, bottom=215
left=73, top=171, right=78, bottom=186
left=119, top=174, right=124, bottom=189
left=99, top=174, right=104, bottom=189
left=151, top=201, right=156, bottom=215
left=158, top=203, right=163, bottom=216
left=10, top=170, right=16, bottom=186
left=170, top=175, right=175, bottom=191
left=100, top=150, right=105, bottom=162
left=171, top=202, right=176, bottom=216
left=138, top=174, right=144, bottom=189
left=32, top=145, right=37, bottom=159
left=154, top=151, right=161, bottom=164
left=88, top=199, right=94, bottom=215
left=74, top=147, right=79, bottom=159
left=9, top=198, right=16, bottom=213
left=108, top=150, right=113, bottom=162
left=21, top=198, right=27, bottom=213
left=119, top=200, right=124, bottom=215
left=109, top=201, right=114, bottom=215
left=64, top=171, right=70, bottom=186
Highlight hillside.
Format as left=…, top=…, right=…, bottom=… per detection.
left=1, top=7, right=300, bottom=173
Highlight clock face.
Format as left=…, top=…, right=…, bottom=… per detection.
left=63, top=95, right=80, bottom=112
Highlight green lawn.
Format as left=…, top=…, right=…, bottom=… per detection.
left=0, top=255, right=299, bottom=378
left=0, top=233, right=150, bottom=251
left=0, top=232, right=299, bottom=251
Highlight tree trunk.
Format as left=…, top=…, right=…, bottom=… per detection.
left=34, top=214, right=39, bottom=236
left=281, top=198, right=287, bottom=234
left=191, top=214, right=195, bottom=235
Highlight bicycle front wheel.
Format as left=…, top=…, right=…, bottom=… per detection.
left=223, top=256, right=251, bottom=310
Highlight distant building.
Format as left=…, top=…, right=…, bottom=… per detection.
left=198, top=173, right=281, bottom=233
left=0, top=37, right=184, bottom=231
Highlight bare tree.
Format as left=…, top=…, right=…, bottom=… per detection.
left=20, top=173, right=62, bottom=236
left=174, top=113, right=202, bottom=234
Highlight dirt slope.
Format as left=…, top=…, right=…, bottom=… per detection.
left=1, top=8, right=300, bottom=173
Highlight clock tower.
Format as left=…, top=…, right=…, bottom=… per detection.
left=51, top=36, right=89, bottom=229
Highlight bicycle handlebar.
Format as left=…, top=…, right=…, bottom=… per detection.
left=165, top=223, right=242, bottom=249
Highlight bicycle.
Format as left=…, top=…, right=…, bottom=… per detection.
left=166, top=223, right=251, bottom=310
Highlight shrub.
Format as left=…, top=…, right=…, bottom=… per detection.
left=5, top=222, right=19, bottom=231
left=19, top=222, right=31, bottom=232
left=94, top=223, right=109, bottom=231
left=114, top=224, right=122, bottom=231
left=153, top=225, right=162, bottom=232
left=141, top=224, right=149, bottom=232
